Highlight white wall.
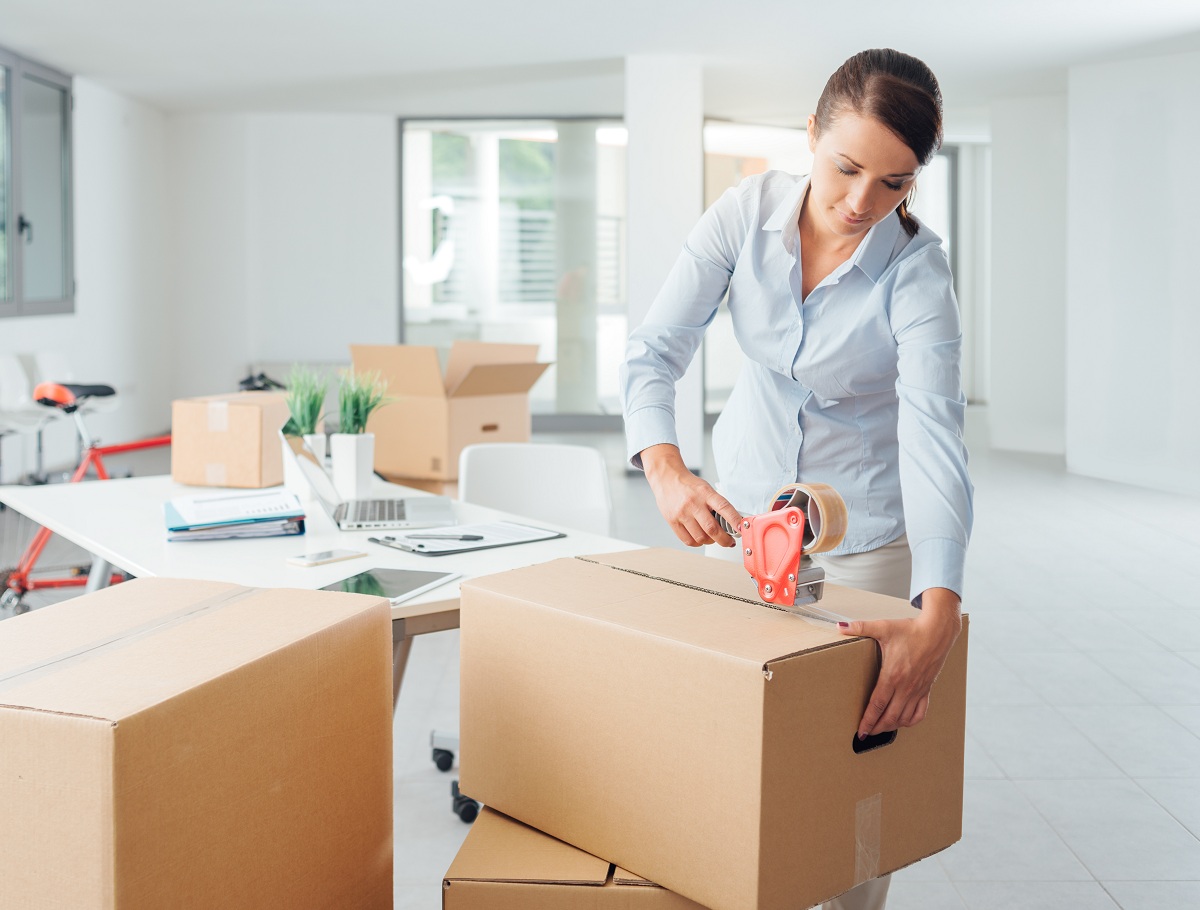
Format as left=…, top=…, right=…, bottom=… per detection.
left=1, top=79, right=170, bottom=481
left=1066, top=50, right=1200, bottom=494
left=168, top=114, right=398, bottom=396
left=987, top=94, right=1068, bottom=455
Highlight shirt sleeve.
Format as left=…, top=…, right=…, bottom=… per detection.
left=620, top=184, right=746, bottom=469
left=889, top=245, right=975, bottom=602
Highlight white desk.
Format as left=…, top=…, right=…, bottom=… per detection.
left=0, top=474, right=640, bottom=703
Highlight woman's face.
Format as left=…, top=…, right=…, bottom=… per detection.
left=805, top=110, right=920, bottom=241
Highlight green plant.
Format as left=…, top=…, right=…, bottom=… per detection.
left=337, top=369, right=389, bottom=435
left=285, top=365, right=326, bottom=436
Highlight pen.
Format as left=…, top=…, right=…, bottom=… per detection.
left=403, top=534, right=484, bottom=541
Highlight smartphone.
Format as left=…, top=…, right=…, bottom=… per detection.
left=286, top=549, right=367, bottom=568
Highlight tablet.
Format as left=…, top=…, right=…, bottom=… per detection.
left=320, top=567, right=461, bottom=605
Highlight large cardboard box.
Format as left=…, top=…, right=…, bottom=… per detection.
left=351, top=342, right=550, bottom=481
left=444, top=807, right=709, bottom=909
left=0, top=577, right=394, bottom=910
left=171, top=391, right=290, bottom=487
left=459, top=548, right=969, bottom=910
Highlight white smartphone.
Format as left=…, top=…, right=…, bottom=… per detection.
left=286, top=548, right=367, bottom=568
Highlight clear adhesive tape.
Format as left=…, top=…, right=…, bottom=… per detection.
left=768, top=482, right=848, bottom=554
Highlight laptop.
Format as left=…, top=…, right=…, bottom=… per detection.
left=280, top=431, right=457, bottom=531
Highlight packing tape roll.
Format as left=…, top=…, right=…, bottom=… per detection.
left=768, top=482, right=848, bottom=554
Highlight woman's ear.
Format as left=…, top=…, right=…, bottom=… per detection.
left=807, top=115, right=818, bottom=153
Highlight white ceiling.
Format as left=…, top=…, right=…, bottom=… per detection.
left=1, top=0, right=1199, bottom=126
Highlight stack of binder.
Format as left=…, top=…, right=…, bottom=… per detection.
left=164, top=489, right=305, bottom=541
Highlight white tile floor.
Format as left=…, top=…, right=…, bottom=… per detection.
left=4, top=432, right=1199, bottom=909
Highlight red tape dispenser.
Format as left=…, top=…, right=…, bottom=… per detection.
left=717, top=483, right=848, bottom=610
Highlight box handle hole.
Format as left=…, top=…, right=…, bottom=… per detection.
left=852, top=730, right=897, bottom=754
left=481, top=423, right=499, bottom=432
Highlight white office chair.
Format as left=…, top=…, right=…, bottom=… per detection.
left=434, top=442, right=615, bottom=821
left=0, top=354, right=67, bottom=482
left=457, top=442, right=614, bottom=537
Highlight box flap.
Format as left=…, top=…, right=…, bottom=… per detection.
left=444, top=341, right=540, bottom=393
left=350, top=344, right=445, bottom=398
left=449, top=362, right=551, bottom=398
left=0, top=578, right=389, bottom=721
left=464, top=549, right=857, bottom=666
left=445, top=808, right=610, bottom=885
left=613, top=867, right=657, bottom=887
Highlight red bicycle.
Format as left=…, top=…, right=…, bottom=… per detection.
left=0, top=381, right=171, bottom=614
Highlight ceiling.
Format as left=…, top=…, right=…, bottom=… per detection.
left=1, top=0, right=1198, bottom=127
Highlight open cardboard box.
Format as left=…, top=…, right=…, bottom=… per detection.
left=459, top=547, right=969, bottom=910
left=444, top=807, right=709, bottom=909
left=0, top=578, right=394, bottom=909
left=351, top=341, right=550, bottom=481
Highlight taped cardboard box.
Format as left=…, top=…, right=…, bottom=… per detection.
left=0, top=577, right=394, bottom=910
left=459, top=548, right=969, bottom=910
left=351, top=342, right=550, bottom=481
left=445, top=807, right=709, bottom=910
left=171, top=391, right=290, bottom=487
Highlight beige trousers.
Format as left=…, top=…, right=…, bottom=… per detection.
left=808, top=533, right=911, bottom=910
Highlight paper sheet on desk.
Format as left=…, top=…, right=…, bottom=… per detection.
left=384, top=521, right=564, bottom=555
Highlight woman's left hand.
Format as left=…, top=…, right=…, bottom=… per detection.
left=838, top=588, right=962, bottom=738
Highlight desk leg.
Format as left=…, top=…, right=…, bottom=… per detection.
left=392, top=629, right=413, bottom=713
left=86, top=558, right=113, bottom=594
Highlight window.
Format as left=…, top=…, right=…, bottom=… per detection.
left=400, top=118, right=626, bottom=418
left=0, top=47, right=74, bottom=318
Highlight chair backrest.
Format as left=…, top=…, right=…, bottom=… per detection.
left=458, top=443, right=614, bottom=537
left=0, top=353, right=33, bottom=411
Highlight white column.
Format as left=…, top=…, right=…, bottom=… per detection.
left=625, top=55, right=705, bottom=470
left=554, top=121, right=599, bottom=412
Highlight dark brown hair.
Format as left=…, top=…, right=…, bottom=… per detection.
left=814, top=49, right=944, bottom=237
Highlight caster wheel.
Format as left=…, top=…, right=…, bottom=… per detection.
left=451, top=781, right=479, bottom=823
left=432, top=748, right=454, bottom=772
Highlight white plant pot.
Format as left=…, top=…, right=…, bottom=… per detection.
left=330, top=433, right=375, bottom=501
left=303, top=433, right=327, bottom=466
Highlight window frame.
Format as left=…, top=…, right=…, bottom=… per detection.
left=0, top=46, right=75, bottom=319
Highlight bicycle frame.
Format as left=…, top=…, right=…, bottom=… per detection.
left=4, top=433, right=172, bottom=599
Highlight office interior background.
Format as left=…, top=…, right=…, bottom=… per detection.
left=2, top=3, right=1200, bottom=909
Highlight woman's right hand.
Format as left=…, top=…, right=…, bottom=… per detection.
left=640, top=444, right=743, bottom=548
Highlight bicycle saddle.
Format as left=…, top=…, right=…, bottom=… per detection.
left=33, top=381, right=117, bottom=413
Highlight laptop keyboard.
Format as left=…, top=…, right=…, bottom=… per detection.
left=348, top=499, right=405, bottom=523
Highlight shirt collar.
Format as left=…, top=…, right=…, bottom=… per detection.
left=762, top=173, right=903, bottom=285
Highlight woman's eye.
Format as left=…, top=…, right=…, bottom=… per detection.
left=835, top=163, right=854, bottom=176
left=884, top=180, right=904, bottom=191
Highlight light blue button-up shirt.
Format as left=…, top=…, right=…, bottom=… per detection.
left=621, top=171, right=973, bottom=601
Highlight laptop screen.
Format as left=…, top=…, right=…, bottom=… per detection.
left=280, top=432, right=343, bottom=517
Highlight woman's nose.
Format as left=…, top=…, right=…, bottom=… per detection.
left=846, top=180, right=873, bottom=214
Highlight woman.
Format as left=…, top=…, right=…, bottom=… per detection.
left=620, top=49, right=973, bottom=910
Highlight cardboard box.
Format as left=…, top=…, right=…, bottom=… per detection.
left=381, top=473, right=459, bottom=499
left=0, top=577, right=394, bottom=910
left=171, top=391, right=290, bottom=487
left=351, top=342, right=550, bottom=481
left=444, top=807, right=709, bottom=909
left=459, top=548, right=969, bottom=910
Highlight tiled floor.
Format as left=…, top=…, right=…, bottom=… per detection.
left=4, top=433, right=1199, bottom=909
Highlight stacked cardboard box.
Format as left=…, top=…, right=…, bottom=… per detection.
left=449, top=547, right=969, bottom=910
left=0, top=577, right=394, bottom=909
left=444, top=807, right=708, bottom=909
left=350, top=341, right=550, bottom=483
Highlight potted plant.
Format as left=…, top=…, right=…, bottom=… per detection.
left=329, top=368, right=389, bottom=500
